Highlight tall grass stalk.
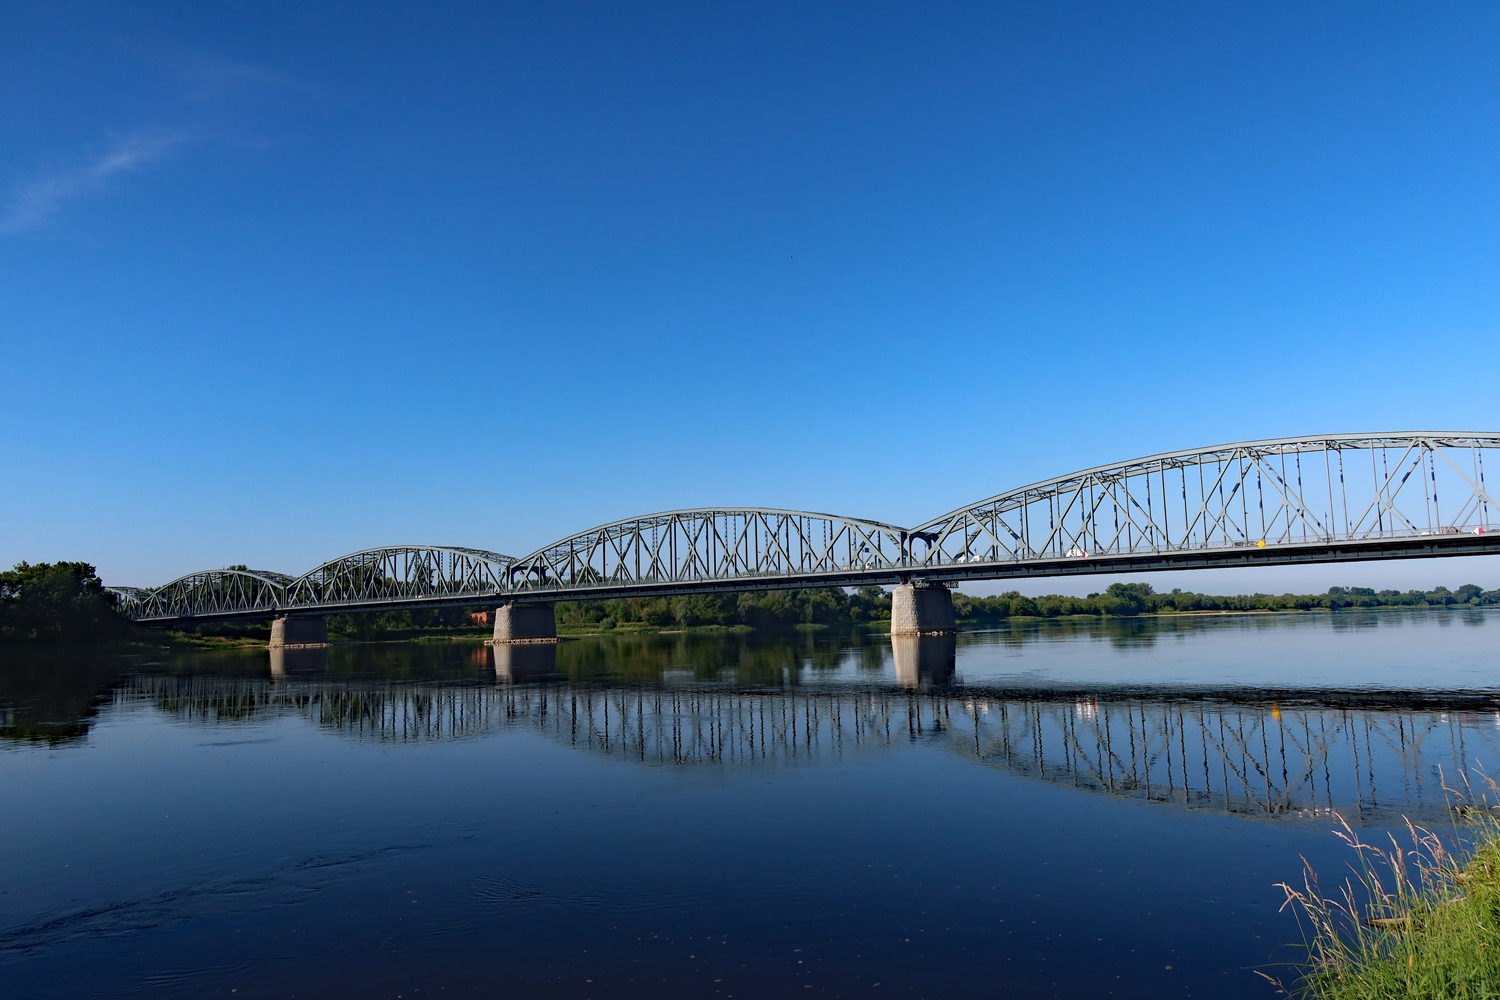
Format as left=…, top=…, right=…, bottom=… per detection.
left=1271, top=771, right=1500, bottom=998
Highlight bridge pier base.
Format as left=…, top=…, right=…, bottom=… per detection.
left=491, top=602, right=556, bottom=643
left=889, top=583, right=956, bottom=635
left=269, top=616, right=329, bottom=648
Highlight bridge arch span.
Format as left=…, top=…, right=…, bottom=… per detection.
left=104, top=586, right=155, bottom=617
left=284, top=546, right=517, bottom=610
left=909, top=432, right=1500, bottom=570
left=132, top=568, right=294, bottom=620
left=504, top=507, right=909, bottom=597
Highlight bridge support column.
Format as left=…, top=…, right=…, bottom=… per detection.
left=889, top=583, right=956, bottom=635
left=491, top=602, right=556, bottom=643
left=269, top=615, right=329, bottom=648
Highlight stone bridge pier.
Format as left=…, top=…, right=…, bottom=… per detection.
left=889, top=582, right=956, bottom=635
left=491, top=602, right=557, bottom=643
left=269, top=615, right=329, bottom=649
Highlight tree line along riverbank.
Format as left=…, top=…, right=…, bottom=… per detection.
left=2, top=560, right=1498, bottom=646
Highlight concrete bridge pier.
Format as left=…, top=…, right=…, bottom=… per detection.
left=269, top=615, right=329, bottom=649
left=491, top=602, right=557, bottom=643
left=891, top=633, right=957, bottom=689
left=889, top=582, right=956, bottom=635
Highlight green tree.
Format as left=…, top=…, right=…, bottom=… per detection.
left=0, top=562, right=131, bottom=644
left=1005, top=592, right=1040, bottom=616
left=671, top=594, right=726, bottom=627
left=1099, top=582, right=1151, bottom=616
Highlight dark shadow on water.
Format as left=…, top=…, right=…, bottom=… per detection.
left=0, top=646, right=165, bottom=745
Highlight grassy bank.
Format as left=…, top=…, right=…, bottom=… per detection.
left=556, top=622, right=755, bottom=636
left=163, top=631, right=269, bottom=649
left=1276, top=787, right=1500, bottom=998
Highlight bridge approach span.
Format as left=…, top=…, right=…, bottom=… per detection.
left=110, top=432, right=1500, bottom=627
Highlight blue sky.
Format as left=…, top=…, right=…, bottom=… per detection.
left=3, top=1, right=1499, bottom=594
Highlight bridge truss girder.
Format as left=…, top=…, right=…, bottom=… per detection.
left=284, top=546, right=517, bottom=609
left=110, top=433, right=1500, bottom=623
left=503, top=508, right=908, bottom=597
left=909, top=433, right=1500, bottom=570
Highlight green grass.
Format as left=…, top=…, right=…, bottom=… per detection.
left=162, top=631, right=267, bottom=649
left=1274, top=776, right=1500, bottom=998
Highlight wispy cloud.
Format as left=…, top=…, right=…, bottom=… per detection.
left=0, top=134, right=183, bottom=235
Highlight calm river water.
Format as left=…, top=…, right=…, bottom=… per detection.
left=3, top=609, right=1499, bottom=999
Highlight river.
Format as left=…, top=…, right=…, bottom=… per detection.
left=3, top=608, right=1498, bottom=998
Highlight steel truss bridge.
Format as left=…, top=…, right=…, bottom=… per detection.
left=112, top=432, right=1500, bottom=624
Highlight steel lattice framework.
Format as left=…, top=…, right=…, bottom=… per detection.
left=111, top=432, right=1500, bottom=622
left=909, top=432, right=1500, bottom=573
left=503, top=508, right=907, bottom=596
left=133, top=569, right=293, bottom=619
left=284, top=546, right=517, bottom=608
left=106, top=587, right=153, bottom=617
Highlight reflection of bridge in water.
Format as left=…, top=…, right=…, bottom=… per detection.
left=122, top=644, right=1500, bottom=825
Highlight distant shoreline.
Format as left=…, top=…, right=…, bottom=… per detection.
left=129, top=601, right=1499, bottom=648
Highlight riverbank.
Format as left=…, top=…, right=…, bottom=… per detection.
left=1278, top=811, right=1500, bottom=998
left=557, top=622, right=755, bottom=637
left=131, top=602, right=1500, bottom=647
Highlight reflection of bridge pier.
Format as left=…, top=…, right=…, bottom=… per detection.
left=891, top=634, right=956, bottom=688
left=269, top=645, right=328, bottom=678
left=492, top=641, right=558, bottom=683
